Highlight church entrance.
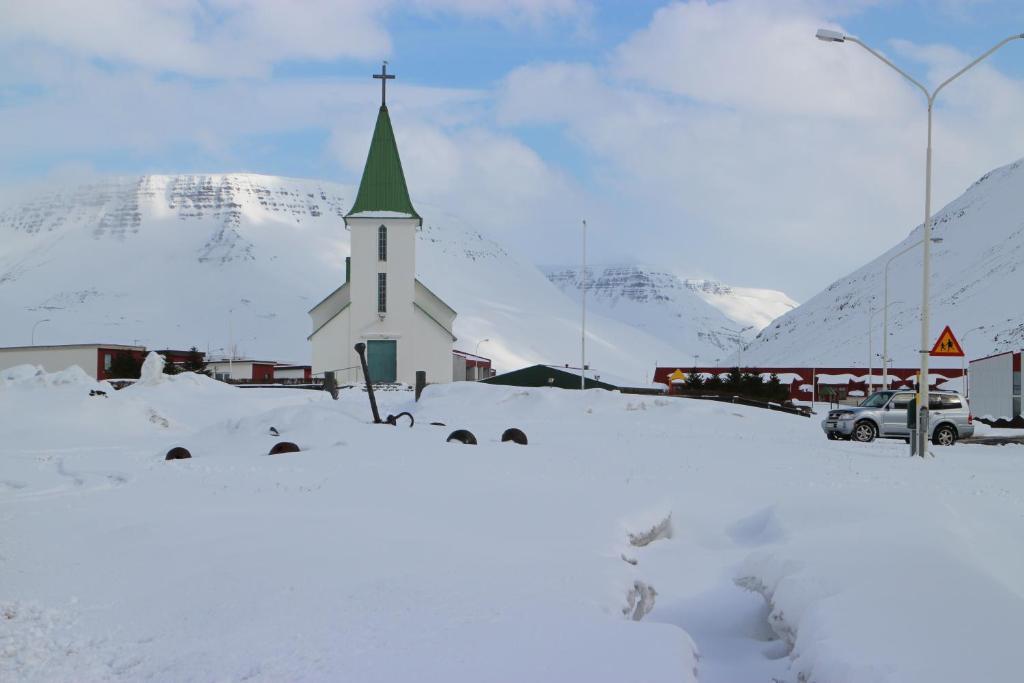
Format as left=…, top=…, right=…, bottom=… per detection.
left=367, top=340, right=397, bottom=383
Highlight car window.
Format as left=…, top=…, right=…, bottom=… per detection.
left=939, top=395, right=962, bottom=409
left=890, top=394, right=913, bottom=409
left=859, top=392, right=892, bottom=408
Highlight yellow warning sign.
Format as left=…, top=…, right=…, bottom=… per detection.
left=667, top=369, right=687, bottom=383
left=930, top=326, right=964, bottom=357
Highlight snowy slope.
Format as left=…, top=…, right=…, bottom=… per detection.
left=0, top=174, right=680, bottom=380
left=746, top=158, right=1024, bottom=366
left=543, top=265, right=797, bottom=361
left=4, top=367, right=1024, bottom=681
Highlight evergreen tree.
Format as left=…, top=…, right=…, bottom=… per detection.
left=767, top=372, right=785, bottom=402
left=741, top=371, right=762, bottom=397
left=182, top=347, right=211, bottom=376
left=725, top=367, right=743, bottom=392
left=704, top=372, right=723, bottom=391
left=108, top=352, right=143, bottom=379
left=684, top=367, right=704, bottom=391
left=163, top=360, right=182, bottom=375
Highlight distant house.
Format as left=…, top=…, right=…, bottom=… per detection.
left=653, top=366, right=966, bottom=402
left=452, top=350, right=494, bottom=381
left=274, top=364, right=313, bottom=384
left=0, top=343, right=146, bottom=380
left=206, top=359, right=276, bottom=384
left=153, top=348, right=205, bottom=369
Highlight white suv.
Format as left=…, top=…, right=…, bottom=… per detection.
left=822, top=390, right=974, bottom=445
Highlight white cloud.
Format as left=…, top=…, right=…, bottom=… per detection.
left=2, top=0, right=1023, bottom=301
left=0, top=0, right=588, bottom=79
left=0, top=1, right=392, bottom=78
left=495, top=0, right=1024, bottom=298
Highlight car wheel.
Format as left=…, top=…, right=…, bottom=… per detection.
left=933, top=424, right=957, bottom=446
left=852, top=421, right=877, bottom=443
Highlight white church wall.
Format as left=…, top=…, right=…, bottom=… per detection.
left=311, top=307, right=359, bottom=383
left=347, top=216, right=420, bottom=385
left=413, top=307, right=455, bottom=384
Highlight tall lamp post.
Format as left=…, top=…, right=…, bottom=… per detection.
left=869, top=300, right=904, bottom=392
left=882, top=237, right=942, bottom=389
left=580, top=219, right=587, bottom=390
left=816, top=28, right=1023, bottom=457
left=31, top=318, right=51, bottom=345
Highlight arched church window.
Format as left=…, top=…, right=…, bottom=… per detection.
left=378, top=225, right=387, bottom=262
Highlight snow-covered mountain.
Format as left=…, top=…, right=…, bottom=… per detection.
left=745, top=158, right=1024, bottom=367
left=0, top=173, right=689, bottom=381
left=543, top=265, right=797, bottom=362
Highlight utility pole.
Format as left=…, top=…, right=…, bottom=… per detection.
left=580, top=219, right=587, bottom=390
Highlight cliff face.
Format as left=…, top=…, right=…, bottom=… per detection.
left=0, top=173, right=686, bottom=378
left=544, top=264, right=796, bottom=360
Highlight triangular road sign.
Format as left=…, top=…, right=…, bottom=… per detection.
left=930, top=325, right=964, bottom=357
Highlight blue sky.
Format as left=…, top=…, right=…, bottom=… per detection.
left=2, top=1, right=1024, bottom=299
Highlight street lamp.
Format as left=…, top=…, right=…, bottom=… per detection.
left=816, top=28, right=1024, bottom=457
left=474, top=338, right=490, bottom=357
left=580, top=219, right=587, bottom=390
left=882, top=237, right=943, bottom=389
left=959, top=325, right=987, bottom=397
left=31, top=318, right=50, bottom=345
left=869, top=300, right=904, bottom=392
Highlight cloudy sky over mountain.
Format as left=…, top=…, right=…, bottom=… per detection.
left=3, top=0, right=1024, bottom=299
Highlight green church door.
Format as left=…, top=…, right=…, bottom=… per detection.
left=367, top=340, right=397, bottom=383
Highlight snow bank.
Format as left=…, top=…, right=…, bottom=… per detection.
left=735, top=497, right=1024, bottom=683
left=0, top=364, right=101, bottom=391
left=3, top=380, right=1023, bottom=681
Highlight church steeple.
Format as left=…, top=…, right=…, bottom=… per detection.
left=346, top=63, right=420, bottom=220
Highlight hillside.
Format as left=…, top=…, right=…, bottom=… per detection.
left=0, top=173, right=688, bottom=381
left=745, top=158, right=1024, bottom=367
left=544, top=265, right=797, bottom=362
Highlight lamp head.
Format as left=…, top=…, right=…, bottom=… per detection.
left=816, top=28, right=847, bottom=43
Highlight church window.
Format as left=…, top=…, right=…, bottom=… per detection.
left=377, top=272, right=387, bottom=313
left=378, top=225, right=387, bottom=261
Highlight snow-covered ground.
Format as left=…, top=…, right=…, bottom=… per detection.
left=3, top=364, right=1024, bottom=682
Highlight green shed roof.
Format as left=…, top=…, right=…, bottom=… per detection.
left=346, top=105, right=420, bottom=220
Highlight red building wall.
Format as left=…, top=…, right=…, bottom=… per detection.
left=251, top=363, right=275, bottom=383
left=653, top=366, right=966, bottom=402
left=96, top=348, right=146, bottom=381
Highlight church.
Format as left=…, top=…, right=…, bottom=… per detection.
left=309, top=64, right=457, bottom=386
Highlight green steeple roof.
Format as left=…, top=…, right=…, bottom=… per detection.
left=346, top=105, right=420, bottom=219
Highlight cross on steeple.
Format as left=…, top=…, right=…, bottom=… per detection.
left=373, top=61, right=395, bottom=107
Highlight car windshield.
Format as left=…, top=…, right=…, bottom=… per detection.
left=858, top=391, right=893, bottom=408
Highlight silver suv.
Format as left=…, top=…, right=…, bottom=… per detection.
left=821, top=390, right=974, bottom=445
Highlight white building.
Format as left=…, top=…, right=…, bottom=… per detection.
left=206, top=358, right=277, bottom=383
left=309, top=66, right=456, bottom=386
left=0, top=343, right=145, bottom=380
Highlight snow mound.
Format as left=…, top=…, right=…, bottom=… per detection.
left=0, top=364, right=103, bottom=391
left=138, top=351, right=166, bottom=385
left=735, top=498, right=1024, bottom=683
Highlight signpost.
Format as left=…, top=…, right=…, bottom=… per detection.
left=910, top=326, right=965, bottom=457
left=929, top=326, right=964, bottom=357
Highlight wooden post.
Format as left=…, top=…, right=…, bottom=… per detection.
left=415, top=370, right=426, bottom=401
